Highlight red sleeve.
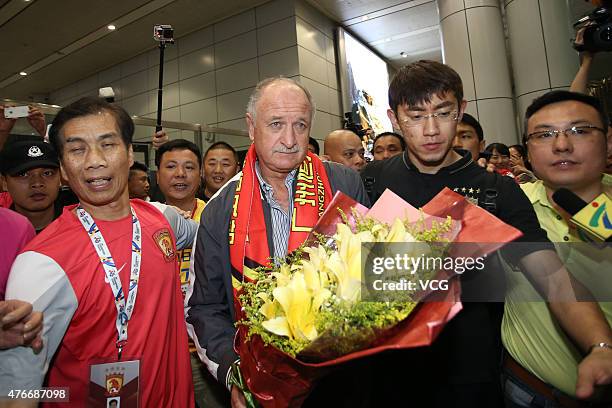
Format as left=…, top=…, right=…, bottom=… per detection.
left=0, top=192, right=13, bottom=209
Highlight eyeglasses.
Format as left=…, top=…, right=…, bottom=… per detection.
left=398, top=110, right=459, bottom=127
left=526, top=125, right=605, bottom=145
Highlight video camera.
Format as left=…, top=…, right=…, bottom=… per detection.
left=343, top=112, right=368, bottom=137
left=573, top=0, right=612, bottom=52
left=153, top=24, right=174, bottom=43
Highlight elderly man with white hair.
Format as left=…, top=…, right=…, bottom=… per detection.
left=186, top=77, right=369, bottom=407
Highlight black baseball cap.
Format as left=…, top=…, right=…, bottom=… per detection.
left=0, top=139, right=60, bottom=176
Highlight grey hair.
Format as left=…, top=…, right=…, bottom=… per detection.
left=246, top=77, right=316, bottom=122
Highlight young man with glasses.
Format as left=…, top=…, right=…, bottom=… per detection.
left=362, top=60, right=612, bottom=408
left=502, top=90, right=612, bottom=407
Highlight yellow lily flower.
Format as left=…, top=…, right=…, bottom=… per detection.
left=302, top=260, right=323, bottom=292
left=261, top=316, right=291, bottom=337
left=303, top=245, right=336, bottom=291
left=386, top=218, right=411, bottom=242
left=259, top=298, right=278, bottom=320
left=264, top=272, right=319, bottom=341
left=326, top=251, right=361, bottom=303
left=336, top=224, right=366, bottom=282
left=303, top=245, right=328, bottom=271
left=272, top=263, right=292, bottom=286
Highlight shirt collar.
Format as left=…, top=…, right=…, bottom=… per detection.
left=521, top=179, right=550, bottom=207
left=254, top=160, right=297, bottom=196
left=402, top=149, right=473, bottom=175
left=525, top=176, right=612, bottom=208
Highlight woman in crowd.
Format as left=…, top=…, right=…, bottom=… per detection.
left=509, top=144, right=536, bottom=182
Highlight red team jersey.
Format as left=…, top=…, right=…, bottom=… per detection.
left=2, top=200, right=194, bottom=407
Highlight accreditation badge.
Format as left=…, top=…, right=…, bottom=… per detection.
left=88, top=359, right=140, bottom=408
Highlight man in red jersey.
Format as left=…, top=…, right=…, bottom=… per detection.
left=0, top=97, right=197, bottom=407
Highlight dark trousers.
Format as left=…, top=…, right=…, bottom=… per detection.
left=368, top=302, right=505, bottom=408
left=191, top=352, right=231, bottom=408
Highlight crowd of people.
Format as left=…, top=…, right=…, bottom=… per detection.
left=0, top=56, right=610, bottom=408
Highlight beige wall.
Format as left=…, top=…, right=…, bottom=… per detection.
left=294, top=0, right=343, bottom=142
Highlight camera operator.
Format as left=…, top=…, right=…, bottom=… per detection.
left=570, top=43, right=596, bottom=94
left=570, top=1, right=612, bottom=177
left=572, top=0, right=612, bottom=55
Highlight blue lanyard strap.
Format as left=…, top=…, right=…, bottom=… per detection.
left=76, top=206, right=142, bottom=359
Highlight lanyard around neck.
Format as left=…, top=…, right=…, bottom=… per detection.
left=76, top=206, right=142, bottom=360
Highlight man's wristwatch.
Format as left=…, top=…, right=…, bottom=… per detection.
left=588, top=342, right=612, bottom=354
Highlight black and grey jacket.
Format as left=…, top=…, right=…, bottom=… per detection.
left=186, top=161, right=370, bottom=390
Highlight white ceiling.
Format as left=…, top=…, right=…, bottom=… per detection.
left=310, top=0, right=442, bottom=66
left=0, top=0, right=269, bottom=101
left=0, top=0, right=608, bottom=102
left=0, top=0, right=443, bottom=102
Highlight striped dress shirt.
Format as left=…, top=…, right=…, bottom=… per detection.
left=255, top=161, right=297, bottom=263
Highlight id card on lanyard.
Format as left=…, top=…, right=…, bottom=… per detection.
left=76, top=206, right=142, bottom=407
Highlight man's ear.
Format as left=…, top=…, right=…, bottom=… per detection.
left=527, top=146, right=533, bottom=165
left=128, top=145, right=134, bottom=168
left=60, top=163, right=68, bottom=184
left=387, top=109, right=399, bottom=129
left=246, top=113, right=255, bottom=143
left=457, top=100, right=468, bottom=122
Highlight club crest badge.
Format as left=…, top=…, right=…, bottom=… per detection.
left=105, top=367, right=125, bottom=397
left=153, top=228, right=175, bottom=262
left=27, top=146, right=43, bottom=157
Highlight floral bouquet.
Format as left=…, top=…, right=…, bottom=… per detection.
left=232, top=188, right=522, bottom=407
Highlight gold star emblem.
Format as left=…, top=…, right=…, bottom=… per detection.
left=461, top=187, right=466, bottom=193
left=453, top=188, right=459, bottom=192
left=476, top=188, right=480, bottom=194
left=468, top=188, right=474, bottom=194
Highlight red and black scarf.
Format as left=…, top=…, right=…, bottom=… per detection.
left=229, top=145, right=333, bottom=313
